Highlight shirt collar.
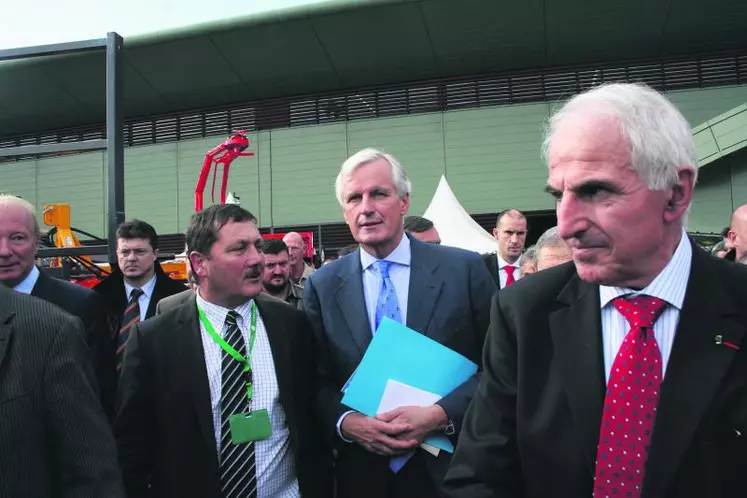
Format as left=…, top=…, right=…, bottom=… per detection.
left=124, top=273, right=157, bottom=301
left=360, top=234, right=411, bottom=272
left=599, top=229, right=692, bottom=310
left=13, top=265, right=40, bottom=295
left=195, top=290, right=255, bottom=327
left=496, top=253, right=517, bottom=270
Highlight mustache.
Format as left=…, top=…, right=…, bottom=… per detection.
left=246, top=265, right=262, bottom=278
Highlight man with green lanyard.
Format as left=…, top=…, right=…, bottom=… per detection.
left=114, top=204, right=332, bottom=498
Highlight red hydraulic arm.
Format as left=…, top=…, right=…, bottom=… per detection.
left=195, top=130, right=254, bottom=211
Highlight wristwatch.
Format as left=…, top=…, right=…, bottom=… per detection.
left=444, top=419, right=455, bottom=436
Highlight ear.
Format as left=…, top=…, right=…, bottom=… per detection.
left=728, top=230, right=737, bottom=245
left=399, top=193, right=410, bottom=216
left=492, top=227, right=499, bottom=239
left=663, top=167, right=696, bottom=224
left=153, top=248, right=160, bottom=258
left=188, top=251, right=209, bottom=280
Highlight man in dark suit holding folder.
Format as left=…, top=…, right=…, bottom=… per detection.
left=304, top=148, right=496, bottom=498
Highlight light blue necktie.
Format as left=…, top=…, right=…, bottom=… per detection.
left=374, top=260, right=402, bottom=330
left=373, top=260, right=412, bottom=473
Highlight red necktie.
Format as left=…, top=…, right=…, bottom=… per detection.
left=593, top=295, right=668, bottom=498
left=504, top=265, right=516, bottom=287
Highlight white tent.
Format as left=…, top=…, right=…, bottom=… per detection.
left=422, top=176, right=496, bottom=254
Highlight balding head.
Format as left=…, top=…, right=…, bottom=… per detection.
left=282, top=232, right=305, bottom=267
left=0, top=195, right=40, bottom=287
left=728, top=205, right=747, bottom=260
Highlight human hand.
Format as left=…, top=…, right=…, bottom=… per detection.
left=340, top=412, right=420, bottom=456
left=375, top=405, right=448, bottom=443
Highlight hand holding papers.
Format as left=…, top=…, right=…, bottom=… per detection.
left=340, top=318, right=478, bottom=471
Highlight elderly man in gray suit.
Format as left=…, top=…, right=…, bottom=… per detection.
left=304, top=148, right=496, bottom=498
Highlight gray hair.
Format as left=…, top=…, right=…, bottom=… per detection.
left=335, top=148, right=412, bottom=205
left=0, top=194, right=40, bottom=237
left=533, top=226, right=565, bottom=267
left=543, top=83, right=698, bottom=194
left=519, top=245, right=536, bottom=268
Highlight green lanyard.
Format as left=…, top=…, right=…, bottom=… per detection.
left=197, top=302, right=258, bottom=403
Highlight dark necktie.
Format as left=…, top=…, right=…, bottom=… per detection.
left=504, top=265, right=516, bottom=286
left=593, top=295, right=668, bottom=498
left=220, top=310, right=257, bottom=498
left=117, top=288, right=143, bottom=371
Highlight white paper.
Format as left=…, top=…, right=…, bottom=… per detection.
left=377, top=379, right=443, bottom=457
left=377, top=379, right=442, bottom=414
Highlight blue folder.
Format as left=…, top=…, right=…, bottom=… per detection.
left=340, top=317, right=478, bottom=453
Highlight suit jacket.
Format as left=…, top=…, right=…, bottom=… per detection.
left=114, top=293, right=332, bottom=498
left=303, top=235, right=496, bottom=497
left=31, top=268, right=117, bottom=419
left=155, top=288, right=193, bottom=315
left=444, top=239, right=747, bottom=498
left=481, top=252, right=500, bottom=288
left=94, top=261, right=188, bottom=322
left=0, top=286, right=125, bottom=498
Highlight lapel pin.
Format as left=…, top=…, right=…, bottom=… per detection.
left=714, top=335, right=740, bottom=350
left=735, top=429, right=742, bottom=438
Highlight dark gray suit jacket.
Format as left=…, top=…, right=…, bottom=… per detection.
left=0, top=286, right=124, bottom=498
left=155, top=288, right=193, bottom=315
left=444, top=240, right=747, bottom=498
left=303, top=234, right=496, bottom=496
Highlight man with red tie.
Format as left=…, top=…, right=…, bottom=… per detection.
left=444, top=82, right=747, bottom=498
left=481, top=209, right=527, bottom=288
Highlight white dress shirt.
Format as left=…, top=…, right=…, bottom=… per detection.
left=496, top=253, right=522, bottom=288
left=196, top=291, right=300, bottom=498
left=599, top=229, right=692, bottom=382
left=13, top=265, right=40, bottom=294
left=124, top=274, right=156, bottom=321
left=337, top=235, right=412, bottom=440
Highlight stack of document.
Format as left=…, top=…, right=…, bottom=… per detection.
left=341, top=318, right=478, bottom=471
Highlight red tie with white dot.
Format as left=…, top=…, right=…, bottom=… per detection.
left=592, top=295, right=668, bottom=498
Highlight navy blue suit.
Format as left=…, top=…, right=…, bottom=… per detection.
left=304, top=234, right=496, bottom=497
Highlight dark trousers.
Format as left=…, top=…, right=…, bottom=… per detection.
left=336, top=448, right=441, bottom=498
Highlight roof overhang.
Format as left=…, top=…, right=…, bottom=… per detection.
left=1, top=0, right=747, bottom=137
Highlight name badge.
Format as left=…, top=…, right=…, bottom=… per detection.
left=229, top=409, right=272, bottom=444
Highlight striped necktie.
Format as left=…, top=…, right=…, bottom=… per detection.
left=374, top=260, right=402, bottom=330
left=117, top=288, right=143, bottom=371
left=220, top=310, right=257, bottom=498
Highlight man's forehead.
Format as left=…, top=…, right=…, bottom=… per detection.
left=265, top=252, right=288, bottom=261
left=118, top=237, right=152, bottom=248
left=219, top=220, right=259, bottom=239
left=499, top=217, right=527, bottom=230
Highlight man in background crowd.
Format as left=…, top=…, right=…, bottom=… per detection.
left=283, top=231, right=315, bottom=285
left=519, top=246, right=537, bottom=276
left=404, top=215, right=441, bottom=244
left=261, top=238, right=305, bottom=309
left=482, top=209, right=527, bottom=288
left=533, top=226, right=572, bottom=271
left=726, top=204, right=747, bottom=261
left=94, top=219, right=186, bottom=372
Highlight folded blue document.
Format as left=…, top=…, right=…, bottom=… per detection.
left=340, top=317, right=478, bottom=455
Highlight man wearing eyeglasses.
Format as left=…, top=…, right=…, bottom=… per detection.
left=94, top=219, right=187, bottom=374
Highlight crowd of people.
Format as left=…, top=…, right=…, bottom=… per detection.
left=0, top=82, right=744, bottom=498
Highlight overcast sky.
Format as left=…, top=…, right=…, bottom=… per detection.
left=0, top=0, right=327, bottom=49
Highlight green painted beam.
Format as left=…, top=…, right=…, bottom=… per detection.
left=694, top=103, right=747, bottom=167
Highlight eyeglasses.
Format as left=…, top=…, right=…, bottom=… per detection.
left=117, top=248, right=152, bottom=257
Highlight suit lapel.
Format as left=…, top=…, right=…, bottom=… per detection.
left=145, top=273, right=164, bottom=318
left=334, top=253, right=372, bottom=357
left=176, top=298, right=218, bottom=466
left=643, top=246, right=745, bottom=498
left=549, top=274, right=605, bottom=474
left=406, top=239, right=442, bottom=335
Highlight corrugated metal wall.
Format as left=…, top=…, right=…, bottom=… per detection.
left=2, top=85, right=746, bottom=238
